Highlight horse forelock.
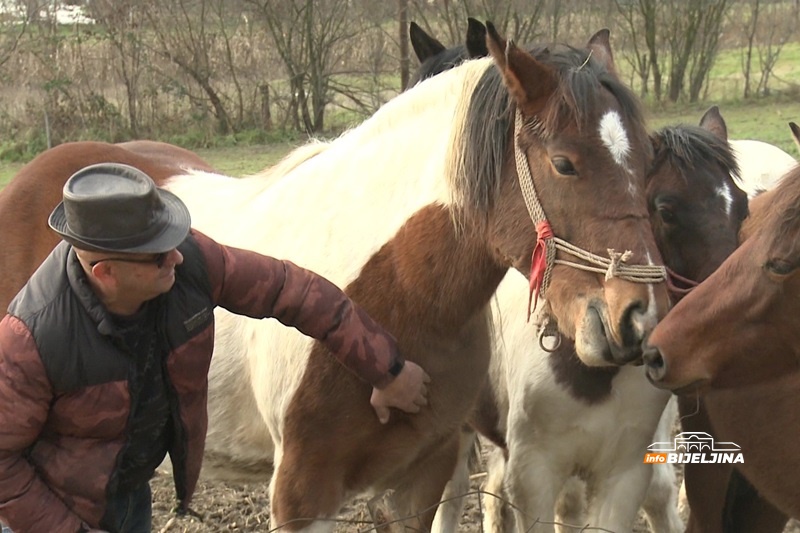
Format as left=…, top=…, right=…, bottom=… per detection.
left=652, top=125, right=741, bottom=183
left=452, top=45, right=648, bottom=229
left=537, top=45, right=646, bottom=140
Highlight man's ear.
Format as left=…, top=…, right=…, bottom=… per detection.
left=89, top=261, right=116, bottom=286
left=90, top=262, right=107, bottom=276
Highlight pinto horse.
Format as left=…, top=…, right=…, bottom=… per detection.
left=0, top=140, right=215, bottom=311
left=163, top=24, right=670, bottom=530
left=408, top=21, right=746, bottom=533
left=644, top=166, right=800, bottom=523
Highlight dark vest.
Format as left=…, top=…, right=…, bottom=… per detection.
left=8, top=235, right=215, bottom=506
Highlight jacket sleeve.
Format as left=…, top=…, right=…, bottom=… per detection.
left=0, top=315, right=84, bottom=533
left=192, top=230, right=403, bottom=388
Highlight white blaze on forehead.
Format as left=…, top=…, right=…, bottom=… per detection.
left=598, top=111, right=631, bottom=167
left=717, top=182, right=734, bottom=218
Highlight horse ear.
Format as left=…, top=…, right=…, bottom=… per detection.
left=465, top=17, right=488, bottom=59
left=410, top=22, right=446, bottom=62
left=486, top=20, right=557, bottom=115
left=789, top=122, right=800, bottom=156
left=587, top=29, right=617, bottom=76
left=700, top=105, right=728, bottom=141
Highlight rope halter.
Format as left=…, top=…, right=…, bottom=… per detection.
left=513, top=109, right=667, bottom=342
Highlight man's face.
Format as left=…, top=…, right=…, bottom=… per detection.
left=94, top=249, right=184, bottom=302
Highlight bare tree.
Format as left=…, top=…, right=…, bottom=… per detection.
left=659, top=0, right=731, bottom=103
left=245, top=0, right=371, bottom=133
left=686, top=0, right=729, bottom=102
left=399, top=0, right=409, bottom=90
left=86, top=0, right=146, bottom=136
left=736, top=0, right=798, bottom=98
left=614, top=0, right=663, bottom=100
left=143, top=0, right=235, bottom=134
left=409, top=0, right=548, bottom=47
left=0, top=1, right=30, bottom=71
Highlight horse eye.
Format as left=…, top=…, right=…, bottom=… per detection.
left=657, top=206, right=677, bottom=225
left=765, top=258, right=796, bottom=276
left=552, top=157, right=576, bottom=176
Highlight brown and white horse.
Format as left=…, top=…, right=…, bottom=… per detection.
left=408, top=21, right=749, bottom=533
left=644, top=163, right=800, bottom=523
left=163, top=24, right=670, bottom=530
left=0, top=140, right=215, bottom=311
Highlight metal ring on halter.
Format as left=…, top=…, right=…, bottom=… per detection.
left=539, top=328, right=562, bottom=352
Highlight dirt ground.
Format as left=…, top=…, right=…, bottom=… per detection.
left=149, top=448, right=800, bottom=533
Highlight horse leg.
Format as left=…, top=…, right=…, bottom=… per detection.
left=584, top=463, right=651, bottom=532
left=482, top=444, right=513, bottom=533
left=391, top=433, right=462, bottom=532
left=641, top=397, right=684, bottom=533
left=584, top=423, right=661, bottom=533
left=269, top=444, right=343, bottom=533
left=431, top=426, right=476, bottom=533
left=554, top=476, right=587, bottom=533
left=503, top=443, right=560, bottom=533
left=640, top=461, right=683, bottom=533
left=726, top=469, right=788, bottom=533
left=679, top=396, right=729, bottom=533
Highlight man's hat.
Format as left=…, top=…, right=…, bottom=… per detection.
left=48, top=163, right=191, bottom=253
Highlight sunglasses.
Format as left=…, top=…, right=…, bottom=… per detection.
left=89, top=251, right=169, bottom=268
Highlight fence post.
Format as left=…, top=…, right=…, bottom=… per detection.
left=259, top=84, right=272, bottom=131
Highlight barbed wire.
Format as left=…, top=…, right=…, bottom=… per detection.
left=169, top=486, right=620, bottom=533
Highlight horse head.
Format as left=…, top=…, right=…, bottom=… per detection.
left=645, top=167, right=800, bottom=391
left=407, top=18, right=487, bottom=88
left=474, top=24, right=670, bottom=366
left=648, top=106, right=749, bottom=298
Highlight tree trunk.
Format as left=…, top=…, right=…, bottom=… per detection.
left=259, top=84, right=272, bottom=130
left=398, top=0, right=409, bottom=91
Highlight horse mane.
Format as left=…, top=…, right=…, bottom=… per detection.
left=411, top=45, right=470, bottom=86
left=249, top=139, right=331, bottom=182
left=450, top=44, right=647, bottom=226
left=650, top=125, right=741, bottom=182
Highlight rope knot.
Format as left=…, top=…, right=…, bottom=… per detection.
left=605, top=249, right=632, bottom=281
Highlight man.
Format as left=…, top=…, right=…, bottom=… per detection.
left=0, top=163, right=430, bottom=533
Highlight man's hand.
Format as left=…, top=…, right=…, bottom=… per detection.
left=370, top=361, right=430, bottom=424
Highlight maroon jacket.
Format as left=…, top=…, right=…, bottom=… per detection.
left=0, top=230, right=402, bottom=533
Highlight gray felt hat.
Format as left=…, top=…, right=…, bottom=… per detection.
left=48, top=163, right=191, bottom=253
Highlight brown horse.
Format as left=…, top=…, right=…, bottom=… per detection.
left=644, top=164, right=800, bottom=522
left=665, top=109, right=797, bottom=533
left=0, top=140, right=215, bottom=311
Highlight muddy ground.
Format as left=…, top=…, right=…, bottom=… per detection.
left=148, top=445, right=800, bottom=533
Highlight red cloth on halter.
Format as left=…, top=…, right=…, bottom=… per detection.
left=528, top=220, right=554, bottom=319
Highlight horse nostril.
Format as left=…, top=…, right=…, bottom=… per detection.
left=643, top=346, right=666, bottom=382
left=623, top=300, right=650, bottom=345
